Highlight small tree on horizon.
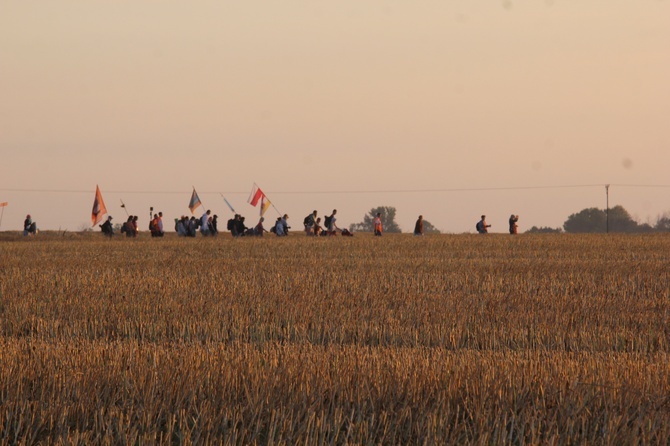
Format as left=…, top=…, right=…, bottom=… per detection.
left=563, top=205, right=648, bottom=233
left=422, top=219, right=441, bottom=234
left=350, top=206, right=402, bottom=233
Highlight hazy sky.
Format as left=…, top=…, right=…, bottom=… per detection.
left=1, top=1, right=669, bottom=233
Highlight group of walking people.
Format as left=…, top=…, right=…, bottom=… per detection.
left=21, top=209, right=520, bottom=237
left=176, top=210, right=219, bottom=237
left=476, top=214, right=520, bottom=234
left=221, top=213, right=288, bottom=237
left=302, top=209, right=346, bottom=236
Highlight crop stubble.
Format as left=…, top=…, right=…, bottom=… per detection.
left=1, top=233, right=669, bottom=444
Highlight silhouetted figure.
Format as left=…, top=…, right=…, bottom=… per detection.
left=254, top=217, right=268, bottom=236
left=121, top=216, right=133, bottom=237
left=228, top=214, right=238, bottom=237
left=176, top=216, right=188, bottom=236
left=476, top=215, right=491, bottom=234
left=304, top=210, right=317, bottom=235
left=509, top=214, right=519, bottom=234
left=414, top=215, right=424, bottom=236
left=23, top=214, right=37, bottom=236
left=324, top=209, right=339, bottom=235
left=210, top=215, right=218, bottom=235
left=188, top=216, right=198, bottom=237
left=151, top=212, right=164, bottom=237
left=235, top=216, right=247, bottom=237
left=100, top=216, right=114, bottom=237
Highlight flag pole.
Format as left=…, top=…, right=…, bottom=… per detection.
left=247, top=182, right=258, bottom=203
left=220, top=193, right=236, bottom=214
left=194, top=186, right=204, bottom=210
left=120, top=199, right=130, bottom=217
left=271, top=202, right=282, bottom=217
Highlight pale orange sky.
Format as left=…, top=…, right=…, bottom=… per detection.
left=1, top=1, right=669, bottom=233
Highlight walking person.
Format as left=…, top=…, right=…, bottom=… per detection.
left=100, top=216, right=114, bottom=238
left=414, top=215, right=424, bottom=236
left=509, top=214, right=519, bottom=234
left=235, top=216, right=248, bottom=237
left=131, top=215, right=139, bottom=236
left=278, top=214, right=289, bottom=236
left=325, top=209, right=339, bottom=235
left=304, top=210, right=317, bottom=236
left=151, top=212, right=165, bottom=237
left=209, top=215, right=219, bottom=236
left=187, top=216, right=198, bottom=237
left=23, top=214, right=37, bottom=236
left=254, top=217, right=268, bottom=236
left=121, top=216, right=132, bottom=236
left=176, top=216, right=187, bottom=236
left=228, top=214, right=239, bottom=237
left=373, top=212, right=383, bottom=236
left=200, top=210, right=211, bottom=236
left=476, top=215, right=491, bottom=234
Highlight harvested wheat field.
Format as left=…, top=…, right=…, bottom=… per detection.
left=1, top=232, right=670, bottom=444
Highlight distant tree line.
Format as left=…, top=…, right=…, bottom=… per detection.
left=349, top=204, right=669, bottom=234
left=527, top=205, right=670, bottom=234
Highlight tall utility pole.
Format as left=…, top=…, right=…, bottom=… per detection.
left=605, top=184, right=610, bottom=233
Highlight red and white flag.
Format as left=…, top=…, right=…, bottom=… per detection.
left=248, top=183, right=272, bottom=216
left=248, top=183, right=265, bottom=207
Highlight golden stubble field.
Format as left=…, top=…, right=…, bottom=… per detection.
left=1, top=231, right=670, bottom=444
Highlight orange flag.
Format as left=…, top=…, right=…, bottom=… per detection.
left=91, top=185, right=108, bottom=226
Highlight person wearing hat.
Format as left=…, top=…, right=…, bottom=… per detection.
left=100, top=216, right=114, bottom=237
left=23, top=214, right=37, bottom=236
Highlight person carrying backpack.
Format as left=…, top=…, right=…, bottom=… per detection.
left=324, top=209, right=339, bottom=235
left=304, top=210, right=317, bottom=236
left=23, top=214, right=37, bottom=236
left=151, top=212, right=164, bottom=237
left=476, top=215, right=491, bottom=234
left=227, top=215, right=238, bottom=237
left=100, top=216, right=114, bottom=238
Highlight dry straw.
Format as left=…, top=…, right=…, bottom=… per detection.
left=1, top=232, right=669, bottom=443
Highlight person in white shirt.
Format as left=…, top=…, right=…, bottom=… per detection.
left=200, top=210, right=211, bottom=236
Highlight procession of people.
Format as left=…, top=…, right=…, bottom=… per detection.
left=14, top=208, right=520, bottom=238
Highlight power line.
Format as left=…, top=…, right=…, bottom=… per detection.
left=1, top=183, right=669, bottom=196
